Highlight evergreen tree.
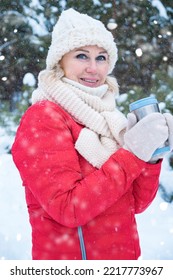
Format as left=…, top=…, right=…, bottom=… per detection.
left=0, top=0, right=49, bottom=109
left=0, top=0, right=172, bottom=112
left=114, top=0, right=172, bottom=95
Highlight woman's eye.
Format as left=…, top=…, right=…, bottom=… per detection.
left=76, top=54, right=88, bottom=60
left=75, top=53, right=107, bottom=61
left=96, top=55, right=107, bottom=61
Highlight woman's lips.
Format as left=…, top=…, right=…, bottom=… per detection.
left=80, top=78, right=99, bottom=87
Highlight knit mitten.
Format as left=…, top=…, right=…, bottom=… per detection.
left=164, top=113, right=173, bottom=151
left=123, top=113, right=168, bottom=162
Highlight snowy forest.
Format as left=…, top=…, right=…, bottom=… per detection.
left=0, top=0, right=173, bottom=260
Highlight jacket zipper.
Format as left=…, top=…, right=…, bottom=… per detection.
left=77, top=226, right=87, bottom=260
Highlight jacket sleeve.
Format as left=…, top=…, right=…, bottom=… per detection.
left=103, top=147, right=161, bottom=215
left=132, top=161, right=161, bottom=213
left=12, top=102, right=161, bottom=228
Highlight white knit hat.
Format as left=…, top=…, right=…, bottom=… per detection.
left=46, top=8, right=118, bottom=74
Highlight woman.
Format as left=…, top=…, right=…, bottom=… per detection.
left=12, top=8, right=173, bottom=260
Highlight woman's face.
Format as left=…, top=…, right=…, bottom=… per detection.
left=60, top=45, right=109, bottom=87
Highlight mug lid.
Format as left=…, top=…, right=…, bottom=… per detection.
left=129, top=96, right=158, bottom=111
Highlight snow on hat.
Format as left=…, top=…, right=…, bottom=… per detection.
left=46, top=8, right=118, bottom=74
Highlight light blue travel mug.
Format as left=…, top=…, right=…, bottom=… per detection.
left=129, top=96, right=170, bottom=159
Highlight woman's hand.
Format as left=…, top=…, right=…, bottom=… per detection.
left=123, top=112, right=169, bottom=162
left=164, top=113, right=173, bottom=151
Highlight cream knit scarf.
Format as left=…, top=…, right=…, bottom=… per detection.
left=32, top=70, right=127, bottom=168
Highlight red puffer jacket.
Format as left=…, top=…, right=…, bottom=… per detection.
left=12, top=100, right=161, bottom=260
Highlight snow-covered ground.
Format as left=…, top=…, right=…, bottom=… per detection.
left=0, top=127, right=173, bottom=260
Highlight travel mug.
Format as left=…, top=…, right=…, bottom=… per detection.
left=129, top=96, right=170, bottom=160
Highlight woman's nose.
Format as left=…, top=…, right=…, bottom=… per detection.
left=86, top=59, right=97, bottom=73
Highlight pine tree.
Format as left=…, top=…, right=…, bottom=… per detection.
left=113, top=0, right=172, bottom=94
left=1, top=0, right=172, bottom=112
left=0, top=0, right=49, bottom=109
